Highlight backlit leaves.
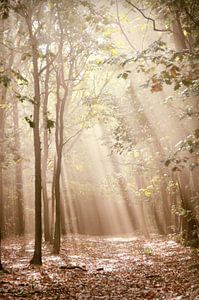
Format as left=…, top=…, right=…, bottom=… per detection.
left=24, top=116, right=35, bottom=128
left=0, top=74, right=11, bottom=87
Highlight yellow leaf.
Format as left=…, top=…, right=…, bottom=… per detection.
left=133, top=150, right=139, bottom=158
left=103, top=29, right=113, bottom=38
left=183, top=29, right=188, bottom=36
left=95, top=59, right=102, bottom=65
left=144, top=190, right=152, bottom=197
left=120, top=14, right=128, bottom=23
left=140, top=24, right=148, bottom=31
left=110, top=48, right=118, bottom=56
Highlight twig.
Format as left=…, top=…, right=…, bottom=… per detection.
left=124, top=0, right=172, bottom=33
left=63, top=127, right=84, bottom=147
left=115, top=0, right=137, bottom=51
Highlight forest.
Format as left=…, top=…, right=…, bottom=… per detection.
left=0, top=0, right=199, bottom=299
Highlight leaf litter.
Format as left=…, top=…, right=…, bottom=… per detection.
left=0, top=234, right=199, bottom=299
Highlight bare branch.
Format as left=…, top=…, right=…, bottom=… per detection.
left=124, top=0, right=172, bottom=33
left=63, top=127, right=84, bottom=147
left=115, top=0, right=137, bottom=51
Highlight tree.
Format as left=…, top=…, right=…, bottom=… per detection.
left=12, top=0, right=45, bottom=264
left=121, top=0, right=199, bottom=244
left=13, top=98, right=25, bottom=236
left=0, top=0, right=10, bottom=271
left=42, top=48, right=51, bottom=242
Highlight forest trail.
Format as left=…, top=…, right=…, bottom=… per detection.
left=0, top=235, right=199, bottom=299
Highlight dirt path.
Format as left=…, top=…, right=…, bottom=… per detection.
left=0, top=235, right=199, bottom=299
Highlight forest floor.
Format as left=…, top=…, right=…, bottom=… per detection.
left=0, top=234, right=199, bottom=299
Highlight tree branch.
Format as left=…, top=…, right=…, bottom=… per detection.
left=115, top=0, right=137, bottom=51
left=124, top=0, right=172, bottom=33
left=63, top=127, right=84, bottom=147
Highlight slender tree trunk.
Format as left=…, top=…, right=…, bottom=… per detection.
left=152, top=201, right=166, bottom=234
left=26, top=15, right=42, bottom=265
left=135, top=175, right=150, bottom=238
left=169, top=174, right=180, bottom=233
left=0, top=16, right=6, bottom=270
left=53, top=32, right=74, bottom=252
left=13, top=100, right=25, bottom=236
left=42, top=52, right=50, bottom=242
left=61, top=170, right=71, bottom=233
left=0, top=166, right=3, bottom=271
left=0, top=88, right=5, bottom=270
left=60, top=191, right=67, bottom=235
left=51, top=158, right=56, bottom=243
left=53, top=69, right=64, bottom=254
left=177, top=174, right=199, bottom=245
left=53, top=152, right=62, bottom=253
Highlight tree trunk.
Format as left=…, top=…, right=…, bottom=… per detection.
left=135, top=175, right=150, bottom=238
left=60, top=190, right=67, bottom=235
left=172, top=13, right=188, bottom=50
left=0, top=16, right=6, bottom=270
left=53, top=26, right=74, bottom=252
left=50, top=158, right=56, bottom=243
left=172, top=16, right=199, bottom=245
left=26, top=15, right=42, bottom=265
left=177, top=174, right=199, bottom=246
left=61, top=170, right=72, bottom=233
left=153, top=201, right=166, bottom=234
left=0, top=166, right=4, bottom=271
left=42, top=51, right=50, bottom=242
left=13, top=100, right=25, bottom=236
left=53, top=153, right=61, bottom=254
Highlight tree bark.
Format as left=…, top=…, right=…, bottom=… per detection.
left=172, top=16, right=199, bottom=245
left=13, top=100, right=25, bottom=236
left=53, top=14, right=74, bottom=251
left=135, top=175, right=150, bottom=238
left=50, top=158, right=56, bottom=243
left=177, top=174, right=199, bottom=246
left=26, top=14, right=42, bottom=265
left=42, top=51, right=50, bottom=242
left=0, top=15, right=6, bottom=270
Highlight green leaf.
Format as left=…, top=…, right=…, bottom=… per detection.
left=122, top=72, right=128, bottom=80
left=194, top=129, right=199, bottom=138
left=47, top=119, right=54, bottom=133
left=25, top=116, right=35, bottom=128
left=0, top=75, right=11, bottom=87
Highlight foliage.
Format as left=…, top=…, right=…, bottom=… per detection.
left=117, top=0, right=199, bottom=170
left=24, top=116, right=34, bottom=128
left=0, top=74, right=11, bottom=87
left=165, top=129, right=199, bottom=170
left=0, top=0, right=10, bottom=19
